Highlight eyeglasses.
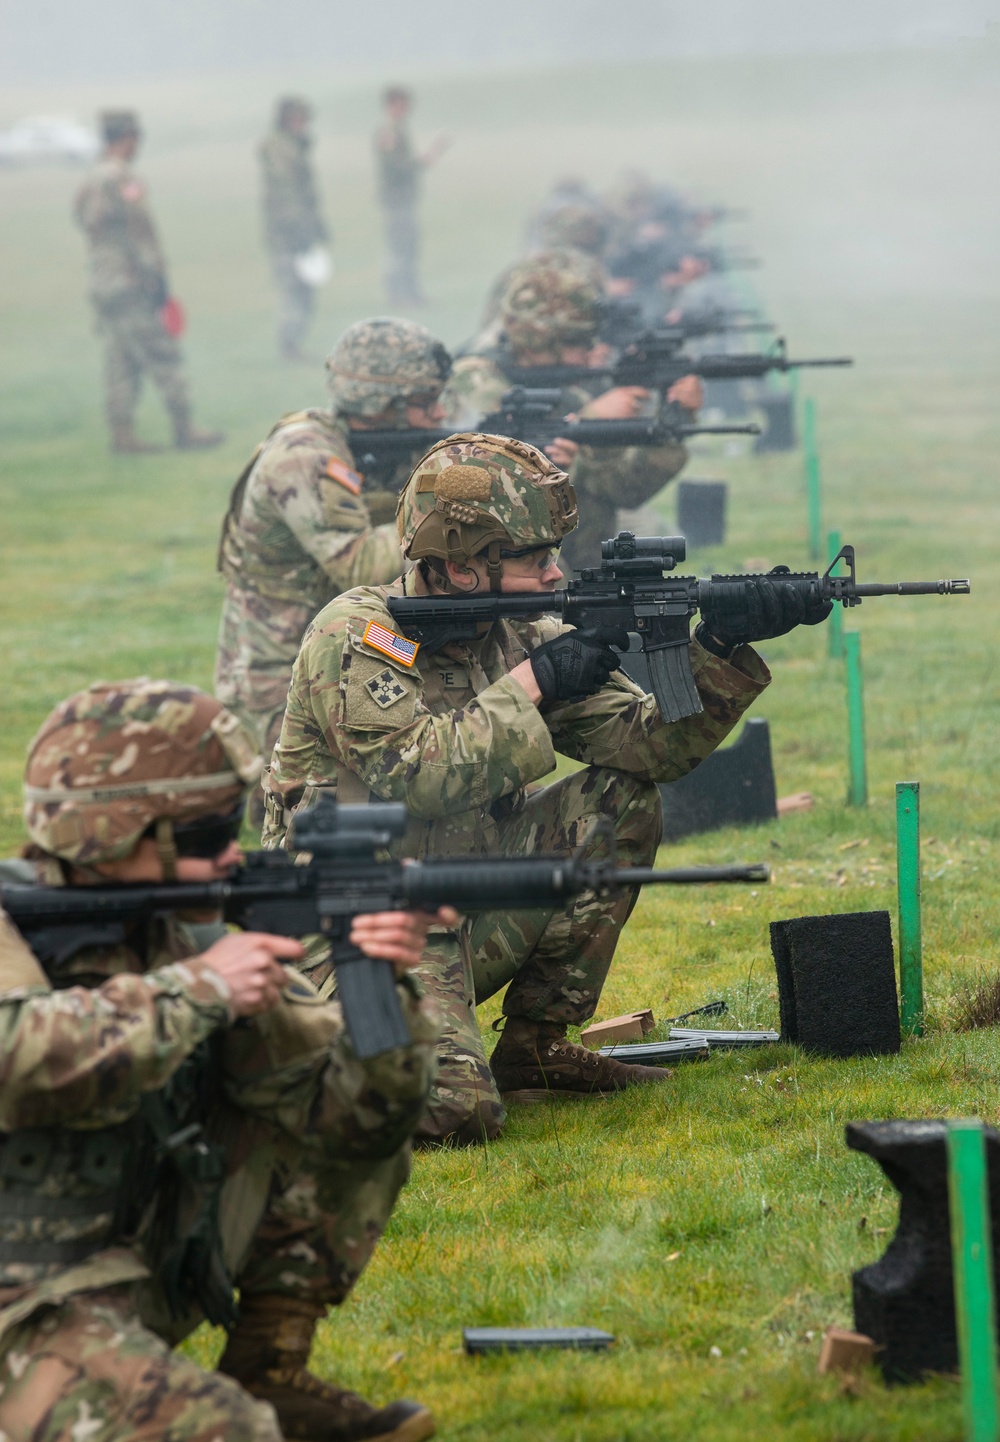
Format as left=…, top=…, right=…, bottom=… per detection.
left=498, top=544, right=562, bottom=571
left=160, top=802, right=246, bottom=859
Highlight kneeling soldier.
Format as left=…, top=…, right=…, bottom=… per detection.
left=0, top=679, right=441, bottom=1442
left=261, top=434, right=794, bottom=1145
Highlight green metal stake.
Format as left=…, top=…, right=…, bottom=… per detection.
left=827, top=529, right=845, bottom=660
left=896, top=781, right=924, bottom=1036
left=947, top=1119, right=999, bottom=1442
left=844, top=631, right=868, bottom=806
left=803, top=396, right=822, bottom=560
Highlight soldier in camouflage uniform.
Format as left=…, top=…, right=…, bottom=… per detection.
left=215, top=317, right=451, bottom=825
left=441, top=250, right=702, bottom=574
left=374, top=88, right=449, bottom=307
left=73, top=110, right=223, bottom=454
left=0, top=679, right=442, bottom=1442
left=258, top=433, right=824, bottom=1146
left=259, top=97, right=330, bottom=361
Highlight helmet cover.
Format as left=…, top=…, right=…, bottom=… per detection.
left=23, top=679, right=261, bottom=865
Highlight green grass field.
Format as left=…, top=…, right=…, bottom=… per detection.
left=2, top=42, right=1000, bottom=1441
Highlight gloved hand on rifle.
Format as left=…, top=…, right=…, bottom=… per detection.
left=697, top=570, right=833, bottom=656
left=529, top=625, right=630, bottom=703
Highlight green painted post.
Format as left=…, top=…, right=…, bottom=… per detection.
left=844, top=631, right=868, bottom=806
left=947, top=1119, right=999, bottom=1442
left=803, top=396, right=822, bottom=560
left=896, top=781, right=924, bottom=1036
left=827, top=529, right=845, bottom=660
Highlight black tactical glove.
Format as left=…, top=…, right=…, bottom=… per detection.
left=697, top=570, right=833, bottom=652
left=529, top=626, right=629, bottom=704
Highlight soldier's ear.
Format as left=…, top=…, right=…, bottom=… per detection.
left=444, top=558, right=481, bottom=593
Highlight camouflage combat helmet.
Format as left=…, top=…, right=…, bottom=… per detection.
left=396, top=432, right=578, bottom=592
left=325, top=318, right=452, bottom=422
left=500, top=250, right=603, bottom=353
left=538, top=203, right=610, bottom=257
left=23, top=679, right=261, bottom=871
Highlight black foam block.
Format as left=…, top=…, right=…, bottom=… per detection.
left=753, top=393, right=798, bottom=452
left=848, top=1119, right=1000, bottom=1382
left=769, top=911, right=900, bottom=1057
left=677, top=480, right=727, bottom=548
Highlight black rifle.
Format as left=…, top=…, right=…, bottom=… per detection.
left=387, top=532, right=970, bottom=728
left=3, top=796, right=769, bottom=1062
left=598, top=299, right=774, bottom=349
left=497, top=335, right=853, bottom=393
left=352, top=399, right=757, bottom=486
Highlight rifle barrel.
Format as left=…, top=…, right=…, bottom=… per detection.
left=628, top=864, right=770, bottom=884
left=851, top=580, right=971, bottom=596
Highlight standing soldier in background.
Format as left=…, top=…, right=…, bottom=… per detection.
left=73, top=110, right=223, bottom=454
left=259, top=97, right=331, bottom=362
left=374, top=87, right=449, bottom=307
left=215, top=317, right=451, bottom=823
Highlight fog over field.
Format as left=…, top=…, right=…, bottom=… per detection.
left=2, top=0, right=999, bottom=80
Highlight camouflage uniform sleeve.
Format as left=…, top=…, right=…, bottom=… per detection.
left=264, top=441, right=402, bottom=589
left=546, top=633, right=770, bottom=782
left=221, top=970, right=440, bottom=1160
left=569, top=436, right=688, bottom=510
left=439, top=356, right=509, bottom=430
left=0, top=947, right=233, bottom=1131
left=293, top=608, right=557, bottom=818
left=74, top=164, right=167, bottom=295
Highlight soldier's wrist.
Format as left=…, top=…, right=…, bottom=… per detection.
left=694, top=622, right=739, bottom=660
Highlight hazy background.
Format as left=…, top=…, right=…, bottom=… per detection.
left=1, top=0, right=999, bottom=80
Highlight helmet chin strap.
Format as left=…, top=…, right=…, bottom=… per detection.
left=485, top=541, right=503, bottom=595
left=155, top=817, right=178, bottom=882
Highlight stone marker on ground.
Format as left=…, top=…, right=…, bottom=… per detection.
left=848, top=1119, right=1000, bottom=1384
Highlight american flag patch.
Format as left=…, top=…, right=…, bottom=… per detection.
left=362, top=620, right=420, bottom=667
left=325, top=457, right=363, bottom=495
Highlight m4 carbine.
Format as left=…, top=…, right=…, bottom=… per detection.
left=352, top=395, right=757, bottom=486
left=496, top=334, right=853, bottom=394
left=387, top=532, right=970, bottom=729
left=2, top=796, right=768, bottom=1062
left=598, top=298, right=774, bottom=349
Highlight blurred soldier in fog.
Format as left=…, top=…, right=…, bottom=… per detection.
left=259, top=96, right=331, bottom=361
left=442, top=249, right=700, bottom=571
left=73, top=110, right=223, bottom=454
left=215, top=317, right=451, bottom=824
left=374, top=86, right=449, bottom=306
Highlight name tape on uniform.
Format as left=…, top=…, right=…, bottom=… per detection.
left=362, top=620, right=420, bottom=668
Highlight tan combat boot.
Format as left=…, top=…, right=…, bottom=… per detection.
left=490, top=1016, right=672, bottom=1103
left=170, top=406, right=225, bottom=450
left=109, top=423, right=163, bottom=454
left=218, top=1294, right=435, bottom=1442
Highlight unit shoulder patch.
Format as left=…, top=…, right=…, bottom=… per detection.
left=365, top=669, right=410, bottom=709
